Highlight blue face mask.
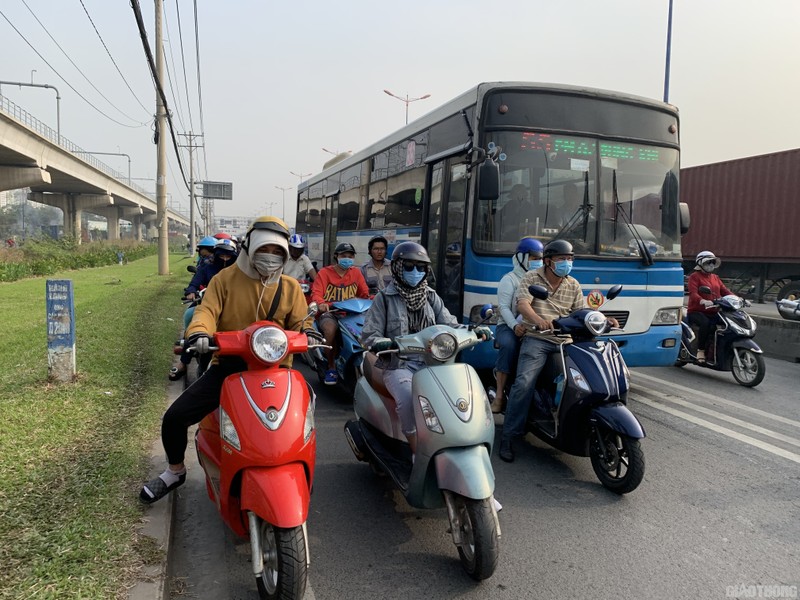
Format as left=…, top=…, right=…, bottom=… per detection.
left=552, top=259, right=573, bottom=278
left=338, top=257, right=354, bottom=270
left=528, top=259, right=543, bottom=271
left=402, top=268, right=426, bottom=287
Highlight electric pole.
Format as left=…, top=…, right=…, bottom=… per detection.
left=178, top=132, right=203, bottom=255
left=155, top=0, right=169, bottom=274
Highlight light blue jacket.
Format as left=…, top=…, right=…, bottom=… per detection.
left=497, top=256, right=528, bottom=329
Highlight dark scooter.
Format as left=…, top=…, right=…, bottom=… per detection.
left=677, top=285, right=766, bottom=387
left=523, top=284, right=646, bottom=494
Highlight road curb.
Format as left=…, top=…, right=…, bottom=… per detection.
left=752, top=315, right=800, bottom=363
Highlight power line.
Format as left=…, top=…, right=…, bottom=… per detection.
left=77, top=0, right=151, bottom=116
left=174, top=0, right=195, bottom=132
left=14, top=0, right=148, bottom=127
left=129, top=0, right=190, bottom=190
left=161, top=5, right=187, bottom=131
left=192, top=0, right=209, bottom=180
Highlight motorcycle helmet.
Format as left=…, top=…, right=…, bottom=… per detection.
left=197, top=235, right=217, bottom=251
left=543, top=239, right=574, bottom=259
left=368, top=235, right=388, bottom=253
left=214, top=238, right=238, bottom=256
left=516, top=237, right=544, bottom=257
left=241, top=216, right=290, bottom=259
left=213, top=232, right=232, bottom=240
left=695, top=250, right=721, bottom=271
left=333, top=242, right=356, bottom=258
left=289, top=234, right=305, bottom=249
left=391, top=241, right=431, bottom=264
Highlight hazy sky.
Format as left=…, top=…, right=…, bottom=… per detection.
left=2, top=0, right=798, bottom=228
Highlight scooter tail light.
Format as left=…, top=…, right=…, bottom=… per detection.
left=220, top=407, right=241, bottom=451
left=418, top=395, right=444, bottom=434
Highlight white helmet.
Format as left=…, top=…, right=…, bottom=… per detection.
left=288, top=234, right=305, bottom=249
left=695, top=250, right=721, bottom=271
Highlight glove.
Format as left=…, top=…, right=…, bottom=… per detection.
left=304, top=329, right=324, bottom=343
left=700, top=299, right=714, bottom=308
left=186, top=333, right=212, bottom=354
left=371, top=338, right=393, bottom=353
left=474, top=325, right=492, bottom=341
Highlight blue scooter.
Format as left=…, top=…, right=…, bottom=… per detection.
left=523, top=284, right=645, bottom=494
left=309, top=298, right=372, bottom=394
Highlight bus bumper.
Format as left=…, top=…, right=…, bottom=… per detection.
left=604, top=325, right=681, bottom=367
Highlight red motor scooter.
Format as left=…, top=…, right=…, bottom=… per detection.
left=193, top=306, right=323, bottom=600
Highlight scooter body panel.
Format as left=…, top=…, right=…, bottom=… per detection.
left=240, top=464, right=311, bottom=528
left=433, top=445, right=495, bottom=501
left=591, top=403, right=645, bottom=439
left=311, top=298, right=372, bottom=392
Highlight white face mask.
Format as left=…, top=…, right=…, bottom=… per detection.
left=252, top=253, right=284, bottom=277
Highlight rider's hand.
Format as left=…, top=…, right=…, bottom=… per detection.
left=700, top=299, right=714, bottom=309
left=474, top=325, right=492, bottom=341
left=532, top=315, right=552, bottom=331
left=607, top=317, right=620, bottom=328
left=371, top=338, right=393, bottom=353
left=185, top=292, right=196, bottom=302
left=186, top=333, right=212, bottom=354
left=318, top=302, right=330, bottom=313
left=513, top=323, right=526, bottom=336
left=304, top=329, right=324, bottom=343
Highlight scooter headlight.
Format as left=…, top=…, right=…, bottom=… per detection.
left=418, top=395, right=444, bottom=434
left=220, top=407, right=241, bottom=451
left=584, top=311, right=608, bottom=336
left=430, top=332, right=457, bottom=361
left=251, top=326, right=289, bottom=364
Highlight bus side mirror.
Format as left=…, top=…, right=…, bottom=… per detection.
left=477, top=159, right=500, bottom=201
left=679, top=202, right=690, bottom=235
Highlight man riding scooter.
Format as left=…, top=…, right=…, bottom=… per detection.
left=498, top=239, right=618, bottom=463
left=284, top=234, right=317, bottom=284
left=310, top=242, right=370, bottom=386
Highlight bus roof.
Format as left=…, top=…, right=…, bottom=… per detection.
left=299, top=81, right=679, bottom=191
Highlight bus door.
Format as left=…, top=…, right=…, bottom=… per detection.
left=323, top=193, right=338, bottom=266
left=424, top=160, right=468, bottom=317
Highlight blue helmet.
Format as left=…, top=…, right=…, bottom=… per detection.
left=197, top=235, right=217, bottom=250
left=516, top=237, right=543, bottom=257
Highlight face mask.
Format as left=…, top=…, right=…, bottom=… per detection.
left=701, top=263, right=715, bottom=273
left=551, top=259, right=573, bottom=278
left=338, top=257, right=354, bottom=270
left=528, top=259, right=543, bottom=271
left=402, top=268, right=426, bottom=287
left=252, top=253, right=284, bottom=277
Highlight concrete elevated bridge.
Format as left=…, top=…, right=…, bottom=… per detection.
left=0, top=92, right=189, bottom=242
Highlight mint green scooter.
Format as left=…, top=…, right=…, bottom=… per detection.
left=344, top=318, right=500, bottom=581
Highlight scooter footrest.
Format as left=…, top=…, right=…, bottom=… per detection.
left=360, top=423, right=412, bottom=490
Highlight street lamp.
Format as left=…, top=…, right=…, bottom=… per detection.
left=274, top=186, right=291, bottom=220
left=663, top=0, right=674, bottom=103
left=74, top=151, right=131, bottom=185
left=0, top=79, right=61, bottom=144
left=290, top=170, right=312, bottom=184
left=383, top=89, right=431, bottom=125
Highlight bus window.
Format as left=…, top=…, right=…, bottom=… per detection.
left=385, top=166, right=425, bottom=227
left=338, top=164, right=361, bottom=231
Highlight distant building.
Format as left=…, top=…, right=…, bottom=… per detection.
left=214, top=215, right=251, bottom=237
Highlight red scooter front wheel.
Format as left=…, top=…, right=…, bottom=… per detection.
left=252, top=516, right=308, bottom=600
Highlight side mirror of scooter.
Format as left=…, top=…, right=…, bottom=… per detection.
left=479, top=304, right=494, bottom=320
left=698, top=285, right=712, bottom=295
left=307, top=302, right=319, bottom=318
left=606, top=284, right=623, bottom=301
left=528, top=284, right=549, bottom=300
left=187, top=265, right=197, bottom=274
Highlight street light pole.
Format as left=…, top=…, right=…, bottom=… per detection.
left=74, top=151, right=131, bottom=185
left=290, top=171, right=312, bottom=185
left=663, top=0, right=674, bottom=103
left=0, top=80, right=61, bottom=144
left=274, top=186, right=291, bottom=220
left=383, top=89, right=431, bottom=125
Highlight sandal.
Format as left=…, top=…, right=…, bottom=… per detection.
left=168, top=366, right=186, bottom=381
left=139, top=472, right=186, bottom=504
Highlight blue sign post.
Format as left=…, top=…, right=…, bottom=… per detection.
left=46, top=279, right=76, bottom=382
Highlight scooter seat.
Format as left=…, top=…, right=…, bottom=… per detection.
left=362, top=352, right=394, bottom=401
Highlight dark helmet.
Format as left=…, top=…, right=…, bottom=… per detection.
left=516, top=237, right=543, bottom=257
left=333, top=242, right=356, bottom=257
left=543, top=239, right=574, bottom=259
left=368, top=235, right=388, bottom=253
left=391, top=241, right=431, bottom=264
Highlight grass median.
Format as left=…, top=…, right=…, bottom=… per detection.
left=0, top=253, right=192, bottom=599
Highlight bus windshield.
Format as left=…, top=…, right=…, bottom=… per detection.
left=473, top=131, right=681, bottom=259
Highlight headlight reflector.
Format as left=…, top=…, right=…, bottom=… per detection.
left=430, top=332, right=457, bottom=361
left=251, top=326, right=289, bottom=364
left=652, top=307, right=681, bottom=325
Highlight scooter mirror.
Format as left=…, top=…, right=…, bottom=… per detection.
left=607, top=284, right=623, bottom=300
left=187, top=265, right=197, bottom=274
left=528, top=284, right=549, bottom=300
left=698, top=285, right=712, bottom=295
left=479, top=304, right=494, bottom=319
left=307, top=302, right=319, bottom=318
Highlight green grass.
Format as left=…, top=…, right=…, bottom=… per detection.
left=0, top=253, right=192, bottom=599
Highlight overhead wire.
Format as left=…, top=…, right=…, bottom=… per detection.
left=77, top=0, right=151, bottom=116
left=0, top=5, right=150, bottom=129
left=161, top=5, right=187, bottom=132
left=174, top=0, right=195, bottom=132
left=130, top=0, right=190, bottom=191
left=192, top=0, right=209, bottom=181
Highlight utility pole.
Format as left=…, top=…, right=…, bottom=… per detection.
left=155, top=0, right=169, bottom=274
left=178, top=132, right=203, bottom=255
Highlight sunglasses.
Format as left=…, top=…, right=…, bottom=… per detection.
left=403, top=262, right=427, bottom=273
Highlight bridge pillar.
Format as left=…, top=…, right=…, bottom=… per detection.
left=120, top=206, right=143, bottom=241
left=29, top=192, right=114, bottom=244
left=96, top=206, right=121, bottom=241
left=142, top=215, right=158, bottom=242
left=0, top=166, right=51, bottom=192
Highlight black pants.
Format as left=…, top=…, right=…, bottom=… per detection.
left=687, top=312, right=720, bottom=351
left=162, top=357, right=247, bottom=465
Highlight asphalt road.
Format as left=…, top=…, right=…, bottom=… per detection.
left=167, top=356, right=800, bottom=600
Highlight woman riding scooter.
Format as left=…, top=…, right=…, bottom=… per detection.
left=360, top=241, right=491, bottom=455
left=687, top=250, right=732, bottom=363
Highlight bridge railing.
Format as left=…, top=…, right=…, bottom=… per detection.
left=0, top=92, right=153, bottom=199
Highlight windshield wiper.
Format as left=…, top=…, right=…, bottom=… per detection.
left=612, top=169, right=654, bottom=266
left=554, top=172, right=593, bottom=240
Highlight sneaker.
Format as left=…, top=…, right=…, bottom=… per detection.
left=696, top=350, right=706, bottom=363
left=324, top=369, right=338, bottom=386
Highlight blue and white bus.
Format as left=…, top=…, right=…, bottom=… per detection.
left=295, top=82, right=688, bottom=368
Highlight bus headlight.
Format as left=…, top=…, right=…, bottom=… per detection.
left=430, top=332, right=457, bottom=361
left=251, top=326, right=289, bottom=364
left=652, top=308, right=681, bottom=325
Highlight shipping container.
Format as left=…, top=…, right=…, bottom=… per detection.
left=681, top=148, right=800, bottom=300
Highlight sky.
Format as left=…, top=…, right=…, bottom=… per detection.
left=1, top=0, right=798, bottom=229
